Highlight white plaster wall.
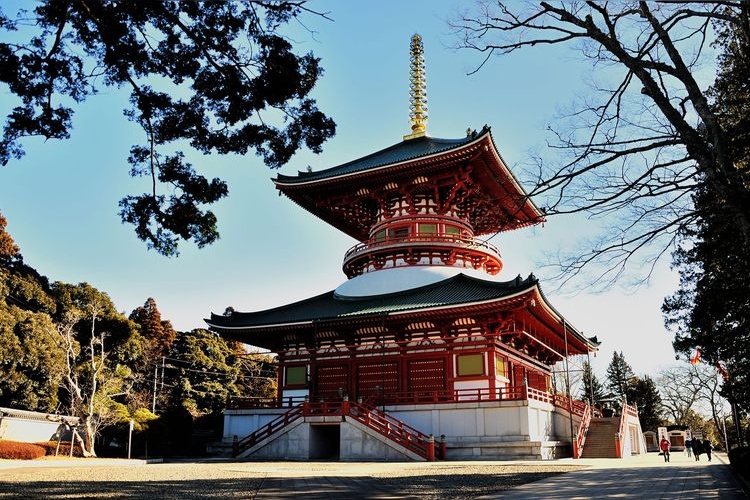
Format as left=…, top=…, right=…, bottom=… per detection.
left=387, top=401, right=544, bottom=442
left=340, top=421, right=419, bottom=461
left=222, top=409, right=288, bottom=442
left=453, top=380, right=490, bottom=400
left=247, top=421, right=310, bottom=460
left=281, top=389, right=308, bottom=402
left=0, top=417, right=61, bottom=443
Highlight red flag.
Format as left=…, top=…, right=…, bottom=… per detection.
left=690, top=348, right=701, bottom=365
left=715, top=361, right=729, bottom=380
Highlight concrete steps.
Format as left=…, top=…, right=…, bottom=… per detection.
left=580, top=417, right=618, bottom=458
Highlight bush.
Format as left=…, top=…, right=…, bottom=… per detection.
left=0, top=440, right=46, bottom=460
left=34, top=440, right=84, bottom=457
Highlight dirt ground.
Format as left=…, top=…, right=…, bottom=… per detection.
left=0, top=459, right=586, bottom=499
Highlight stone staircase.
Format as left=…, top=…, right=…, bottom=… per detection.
left=580, top=417, right=618, bottom=458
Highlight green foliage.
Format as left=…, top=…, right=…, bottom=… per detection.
left=605, top=351, right=636, bottom=406
left=579, top=361, right=605, bottom=407
left=130, top=407, right=158, bottom=432
left=129, top=297, right=176, bottom=363
left=0, top=2, right=335, bottom=256
left=0, top=440, right=46, bottom=460
left=168, top=328, right=241, bottom=416
left=626, top=376, right=664, bottom=432
left=663, top=9, right=750, bottom=420
left=0, top=303, right=64, bottom=412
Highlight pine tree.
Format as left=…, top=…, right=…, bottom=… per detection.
left=129, top=297, right=176, bottom=358
left=579, top=361, right=605, bottom=407
left=626, top=376, right=664, bottom=432
left=605, top=351, right=636, bottom=406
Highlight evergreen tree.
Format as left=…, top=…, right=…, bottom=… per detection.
left=0, top=2, right=336, bottom=256
left=579, top=361, right=605, bottom=408
left=663, top=6, right=750, bottom=417
left=605, top=351, right=636, bottom=406
left=168, top=328, right=242, bottom=416
left=129, top=298, right=176, bottom=361
left=626, top=376, right=664, bottom=433
left=0, top=212, right=19, bottom=261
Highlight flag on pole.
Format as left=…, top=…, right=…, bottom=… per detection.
left=714, top=361, right=729, bottom=380
left=690, top=348, right=701, bottom=365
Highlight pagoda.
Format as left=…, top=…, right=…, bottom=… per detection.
left=206, top=35, right=642, bottom=461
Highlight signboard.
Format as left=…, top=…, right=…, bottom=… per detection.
left=657, top=426, right=668, bottom=443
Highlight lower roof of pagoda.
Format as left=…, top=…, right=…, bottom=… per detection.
left=205, top=271, right=598, bottom=355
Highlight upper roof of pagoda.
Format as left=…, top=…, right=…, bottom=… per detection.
left=274, top=127, right=545, bottom=242
left=206, top=272, right=598, bottom=356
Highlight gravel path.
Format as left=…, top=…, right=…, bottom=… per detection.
left=0, top=460, right=587, bottom=499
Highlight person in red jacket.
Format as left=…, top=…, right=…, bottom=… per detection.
left=659, top=437, right=671, bottom=462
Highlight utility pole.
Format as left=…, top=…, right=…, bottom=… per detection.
left=152, top=363, right=158, bottom=414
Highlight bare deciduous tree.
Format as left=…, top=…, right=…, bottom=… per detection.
left=452, top=2, right=750, bottom=288
left=54, top=283, right=135, bottom=457
left=658, top=363, right=731, bottom=449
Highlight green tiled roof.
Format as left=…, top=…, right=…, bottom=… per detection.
left=207, top=272, right=538, bottom=329
left=275, top=135, right=475, bottom=184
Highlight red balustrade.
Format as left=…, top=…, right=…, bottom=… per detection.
left=233, top=403, right=305, bottom=457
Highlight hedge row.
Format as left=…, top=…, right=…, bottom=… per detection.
left=0, top=440, right=46, bottom=460
left=0, top=440, right=84, bottom=459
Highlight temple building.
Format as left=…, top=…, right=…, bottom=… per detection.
left=206, top=34, right=645, bottom=461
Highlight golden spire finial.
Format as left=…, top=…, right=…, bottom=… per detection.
left=404, top=33, right=427, bottom=140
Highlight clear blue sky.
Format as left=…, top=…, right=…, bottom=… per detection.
left=0, top=1, right=681, bottom=379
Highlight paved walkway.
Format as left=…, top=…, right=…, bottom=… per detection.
left=0, top=451, right=746, bottom=499
left=488, top=451, right=747, bottom=499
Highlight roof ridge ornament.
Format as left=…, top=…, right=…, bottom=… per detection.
left=404, top=33, right=428, bottom=140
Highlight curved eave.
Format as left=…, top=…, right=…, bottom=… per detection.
left=273, top=130, right=545, bottom=240
left=274, top=135, right=474, bottom=186
left=526, top=286, right=599, bottom=354
left=205, top=276, right=595, bottom=355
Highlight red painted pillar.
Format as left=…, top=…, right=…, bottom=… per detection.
left=427, top=434, right=435, bottom=462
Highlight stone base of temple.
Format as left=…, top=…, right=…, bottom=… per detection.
left=445, top=437, right=569, bottom=460
left=212, top=398, right=581, bottom=461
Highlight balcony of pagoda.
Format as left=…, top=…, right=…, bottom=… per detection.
left=226, top=385, right=578, bottom=412
left=342, top=234, right=503, bottom=278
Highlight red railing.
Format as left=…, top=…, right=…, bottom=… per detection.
left=346, top=401, right=435, bottom=461
left=233, top=403, right=305, bottom=457
left=343, top=234, right=501, bottom=263
left=552, top=393, right=588, bottom=417
left=229, top=386, right=578, bottom=410
left=572, top=403, right=592, bottom=459
left=227, top=395, right=306, bottom=409
left=232, top=400, right=436, bottom=461
left=614, top=399, right=638, bottom=458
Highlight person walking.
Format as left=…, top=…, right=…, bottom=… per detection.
left=660, top=437, right=671, bottom=462
left=685, top=437, right=692, bottom=457
left=703, top=439, right=712, bottom=462
left=693, top=438, right=703, bottom=461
